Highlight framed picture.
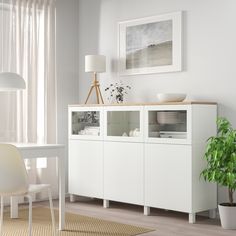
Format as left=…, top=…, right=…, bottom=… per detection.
left=118, top=11, right=182, bottom=75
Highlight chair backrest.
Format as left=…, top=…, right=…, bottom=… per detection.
left=0, top=144, right=28, bottom=196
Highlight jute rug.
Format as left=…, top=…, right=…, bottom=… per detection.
left=1, top=207, right=154, bottom=235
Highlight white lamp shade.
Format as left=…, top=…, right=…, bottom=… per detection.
left=0, top=72, right=26, bottom=91
left=85, top=55, right=106, bottom=73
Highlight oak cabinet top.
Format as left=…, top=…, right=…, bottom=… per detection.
left=68, top=101, right=217, bottom=107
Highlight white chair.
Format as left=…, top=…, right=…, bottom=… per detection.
left=0, top=144, right=56, bottom=236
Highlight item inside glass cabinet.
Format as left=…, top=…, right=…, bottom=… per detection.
left=72, top=111, right=100, bottom=136
left=148, top=110, right=187, bottom=139
left=107, top=111, right=140, bottom=137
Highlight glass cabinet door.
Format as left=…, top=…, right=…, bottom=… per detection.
left=69, top=107, right=103, bottom=140
left=145, top=106, right=190, bottom=144
left=149, top=110, right=187, bottom=138
left=104, top=107, right=143, bottom=142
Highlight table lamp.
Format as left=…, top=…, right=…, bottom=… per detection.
left=85, top=55, right=106, bottom=104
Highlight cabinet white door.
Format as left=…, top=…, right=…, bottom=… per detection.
left=145, top=143, right=192, bottom=212
left=104, top=142, right=144, bottom=205
left=68, top=140, right=103, bottom=198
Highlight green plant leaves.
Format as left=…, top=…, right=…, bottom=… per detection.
left=217, top=117, right=232, bottom=136
left=201, top=117, right=236, bottom=204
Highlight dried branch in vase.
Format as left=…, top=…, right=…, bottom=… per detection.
left=105, top=81, right=131, bottom=104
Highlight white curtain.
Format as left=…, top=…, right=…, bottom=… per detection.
left=0, top=0, right=57, bottom=199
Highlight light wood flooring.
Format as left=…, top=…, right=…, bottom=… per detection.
left=38, top=198, right=235, bottom=236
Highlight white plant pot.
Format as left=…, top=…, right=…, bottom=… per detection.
left=218, top=204, right=236, bottom=229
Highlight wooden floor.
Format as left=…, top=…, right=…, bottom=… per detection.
left=39, top=198, right=235, bottom=236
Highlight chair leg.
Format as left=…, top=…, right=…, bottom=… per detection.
left=0, top=196, right=4, bottom=236
left=48, top=188, right=56, bottom=236
left=26, top=195, right=32, bottom=236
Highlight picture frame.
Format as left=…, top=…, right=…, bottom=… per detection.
left=118, top=11, right=182, bottom=76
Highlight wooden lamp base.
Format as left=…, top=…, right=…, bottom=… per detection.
left=85, top=73, right=104, bottom=104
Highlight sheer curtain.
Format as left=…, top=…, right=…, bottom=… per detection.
left=0, top=0, right=57, bottom=199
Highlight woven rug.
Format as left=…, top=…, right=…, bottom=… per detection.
left=1, top=207, right=154, bottom=235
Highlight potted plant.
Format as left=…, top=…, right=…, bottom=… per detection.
left=201, top=117, right=236, bottom=229
left=104, top=81, right=131, bottom=104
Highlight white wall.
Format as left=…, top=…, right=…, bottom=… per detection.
left=78, top=0, right=102, bottom=103
left=78, top=0, right=236, bottom=204
left=98, top=0, right=236, bottom=125
left=56, top=0, right=79, bottom=191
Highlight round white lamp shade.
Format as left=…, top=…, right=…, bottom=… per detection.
left=0, top=72, right=26, bottom=91
left=85, top=55, right=106, bottom=73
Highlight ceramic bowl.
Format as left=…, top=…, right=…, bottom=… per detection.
left=157, top=111, right=180, bottom=124
left=157, top=93, right=186, bottom=102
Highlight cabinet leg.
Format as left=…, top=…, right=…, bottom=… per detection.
left=69, top=194, right=76, bottom=202
left=144, top=206, right=150, bottom=216
left=209, top=209, right=216, bottom=219
left=103, top=199, right=110, bottom=208
left=189, top=213, right=196, bottom=223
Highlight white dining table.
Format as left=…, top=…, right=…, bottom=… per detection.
left=8, top=143, right=65, bottom=231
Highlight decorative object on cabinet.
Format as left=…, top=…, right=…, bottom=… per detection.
left=105, top=80, right=131, bottom=104
left=68, top=102, right=217, bottom=224
left=118, top=11, right=182, bottom=76
left=157, top=93, right=186, bottom=102
left=85, top=55, right=106, bottom=104
left=201, top=117, right=236, bottom=229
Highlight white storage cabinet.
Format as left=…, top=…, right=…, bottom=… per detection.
left=68, top=102, right=217, bottom=223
